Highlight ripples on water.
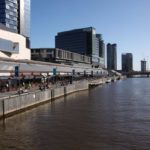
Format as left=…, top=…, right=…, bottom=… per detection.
left=1, top=78, right=150, bottom=150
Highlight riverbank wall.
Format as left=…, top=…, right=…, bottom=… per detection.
left=0, top=80, right=89, bottom=118
left=0, top=76, right=125, bottom=119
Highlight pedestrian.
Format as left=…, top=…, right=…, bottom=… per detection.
left=28, top=82, right=31, bottom=89
left=6, top=82, right=9, bottom=91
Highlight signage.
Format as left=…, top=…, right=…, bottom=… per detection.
left=15, top=66, right=19, bottom=77
left=53, top=68, right=57, bottom=75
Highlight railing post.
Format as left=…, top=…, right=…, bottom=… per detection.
left=64, top=86, right=67, bottom=96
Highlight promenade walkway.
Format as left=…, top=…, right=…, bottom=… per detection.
left=0, top=75, right=110, bottom=98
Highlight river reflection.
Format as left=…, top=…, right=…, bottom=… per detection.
left=0, top=78, right=150, bottom=150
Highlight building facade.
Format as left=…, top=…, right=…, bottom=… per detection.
left=96, top=34, right=105, bottom=67
left=107, top=43, right=117, bottom=70
left=141, top=59, right=146, bottom=72
left=122, top=53, right=133, bottom=72
left=31, top=48, right=91, bottom=64
left=0, top=0, right=31, bottom=60
left=0, top=0, right=30, bottom=38
left=55, top=27, right=105, bottom=68
left=0, top=24, right=30, bottom=59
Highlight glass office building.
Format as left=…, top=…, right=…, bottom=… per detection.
left=122, top=53, right=133, bottom=72
left=107, top=43, right=117, bottom=70
left=0, top=0, right=30, bottom=37
left=141, top=59, right=146, bottom=72
left=55, top=27, right=105, bottom=67
left=96, top=34, right=105, bottom=67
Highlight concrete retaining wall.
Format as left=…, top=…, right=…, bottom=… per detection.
left=0, top=78, right=121, bottom=118
left=74, top=81, right=89, bottom=91
left=65, top=84, right=76, bottom=95
left=0, top=81, right=89, bottom=117
left=3, top=90, right=52, bottom=115
left=0, top=99, right=4, bottom=118
left=51, top=87, right=64, bottom=99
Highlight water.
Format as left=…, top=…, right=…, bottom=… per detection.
left=1, top=78, right=150, bottom=150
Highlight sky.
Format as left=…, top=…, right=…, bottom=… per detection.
left=31, top=0, right=150, bottom=70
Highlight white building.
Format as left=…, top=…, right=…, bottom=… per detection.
left=0, top=24, right=30, bottom=60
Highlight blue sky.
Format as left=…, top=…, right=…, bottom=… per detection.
left=31, top=0, right=150, bottom=70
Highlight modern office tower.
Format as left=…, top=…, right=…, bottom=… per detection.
left=0, top=0, right=30, bottom=38
left=107, top=43, right=117, bottom=70
left=96, top=34, right=105, bottom=67
left=55, top=27, right=105, bottom=68
left=141, top=59, right=146, bottom=72
left=122, top=53, right=133, bottom=72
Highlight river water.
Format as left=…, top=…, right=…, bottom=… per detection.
left=0, top=78, right=150, bottom=150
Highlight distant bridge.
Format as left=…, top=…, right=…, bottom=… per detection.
left=123, top=71, right=150, bottom=77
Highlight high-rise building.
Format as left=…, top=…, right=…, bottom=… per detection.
left=55, top=27, right=105, bottom=68
left=96, top=34, right=105, bottom=67
left=122, top=53, right=133, bottom=72
left=0, top=0, right=30, bottom=38
left=141, top=59, right=146, bottom=72
left=107, top=43, right=117, bottom=70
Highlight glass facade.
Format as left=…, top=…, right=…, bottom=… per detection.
left=18, top=0, right=30, bottom=37
left=122, top=53, right=133, bottom=72
left=141, top=60, right=146, bottom=72
left=0, top=0, right=18, bottom=32
left=0, top=0, right=30, bottom=37
left=107, top=43, right=117, bottom=70
left=55, top=27, right=105, bottom=67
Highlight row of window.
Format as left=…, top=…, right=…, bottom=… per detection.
left=0, top=11, right=17, bottom=19
left=6, top=14, right=17, bottom=21
left=31, top=49, right=91, bottom=64
left=5, top=18, right=17, bottom=26
left=6, top=9, right=18, bottom=16
left=31, top=49, right=54, bottom=54
left=6, top=0, right=17, bottom=4
left=5, top=0, right=18, bottom=8
left=6, top=0, right=17, bottom=8
left=6, top=23, right=17, bottom=30
left=55, top=49, right=91, bottom=63
left=6, top=4, right=17, bottom=13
